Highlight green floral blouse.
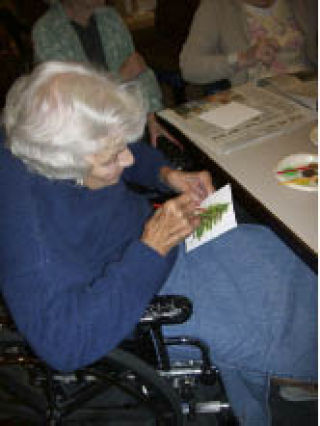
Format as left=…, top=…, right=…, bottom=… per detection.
left=32, top=2, right=163, bottom=112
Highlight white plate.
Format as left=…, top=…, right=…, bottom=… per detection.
left=275, top=154, right=318, bottom=192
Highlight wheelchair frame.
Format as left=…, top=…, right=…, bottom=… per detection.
left=0, top=295, right=234, bottom=425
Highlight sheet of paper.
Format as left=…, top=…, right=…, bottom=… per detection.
left=185, top=184, right=237, bottom=252
left=198, top=101, right=262, bottom=130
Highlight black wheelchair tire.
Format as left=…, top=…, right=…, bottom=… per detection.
left=82, top=348, right=184, bottom=426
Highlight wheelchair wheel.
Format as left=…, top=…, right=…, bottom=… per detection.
left=0, top=348, right=183, bottom=425
left=0, top=366, right=46, bottom=424
left=67, top=348, right=184, bottom=425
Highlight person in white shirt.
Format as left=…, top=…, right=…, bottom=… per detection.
left=180, top=0, right=317, bottom=86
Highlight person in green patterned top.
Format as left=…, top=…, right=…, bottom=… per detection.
left=32, top=0, right=180, bottom=148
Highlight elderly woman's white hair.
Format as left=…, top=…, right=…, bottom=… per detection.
left=4, top=61, right=146, bottom=180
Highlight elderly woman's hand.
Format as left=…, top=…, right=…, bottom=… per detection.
left=160, top=167, right=214, bottom=204
left=141, top=194, right=201, bottom=256
left=119, top=51, right=147, bottom=82
left=147, top=113, right=184, bottom=150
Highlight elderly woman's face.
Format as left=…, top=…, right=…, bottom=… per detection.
left=242, top=0, right=276, bottom=7
left=84, top=145, right=134, bottom=189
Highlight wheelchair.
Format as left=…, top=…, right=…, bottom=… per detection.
left=0, top=295, right=236, bottom=425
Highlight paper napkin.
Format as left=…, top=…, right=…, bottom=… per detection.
left=198, top=101, right=261, bottom=130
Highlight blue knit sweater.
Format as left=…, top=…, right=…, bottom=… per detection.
left=0, top=138, right=177, bottom=371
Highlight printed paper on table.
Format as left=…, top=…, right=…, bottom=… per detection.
left=158, top=83, right=316, bottom=154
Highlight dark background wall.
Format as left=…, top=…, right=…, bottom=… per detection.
left=0, top=0, right=47, bottom=107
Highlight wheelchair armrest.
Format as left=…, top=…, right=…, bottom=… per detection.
left=140, top=295, right=192, bottom=325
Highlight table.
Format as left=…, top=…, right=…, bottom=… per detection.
left=158, top=95, right=318, bottom=269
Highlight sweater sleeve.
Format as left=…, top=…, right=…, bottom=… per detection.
left=32, top=7, right=87, bottom=63
left=123, top=142, right=174, bottom=192
left=180, top=0, right=236, bottom=84
left=2, top=239, right=176, bottom=372
left=32, top=20, right=62, bottom=62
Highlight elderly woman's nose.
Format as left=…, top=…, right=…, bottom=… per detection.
left=118, top=148, right=134, bottom=167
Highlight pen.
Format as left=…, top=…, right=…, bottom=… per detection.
left=152, top=203, right=162, bottom=209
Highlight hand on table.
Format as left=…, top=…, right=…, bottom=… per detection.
left=147, top=113, right=184, bottom=150
left=141, top=193, right=201, bottom=256
left=119, top=51, right=147, bottom=82
left=160, top=167, right=214, bottom=204
left=238, top=37, right=279, bottom=69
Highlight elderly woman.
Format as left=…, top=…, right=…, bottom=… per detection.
left=0, top=61, right=317, bottom=426
left=180, top=0, right=317, bottom=86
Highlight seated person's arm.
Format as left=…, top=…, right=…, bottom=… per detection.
left=119, top=51, right=148, bottom=82
left=180, top=0, right=279, bottom=84
left=124, top=142, right=213, bottom=203
left=180, top=0, right=233, bottom=84
left=123, top=141, right=174, bottom=192
left=3, top=242, right=173, bottom=373
left=106, top=9, right=176, bottom=147
left=107, top=8, right=163, bottom=113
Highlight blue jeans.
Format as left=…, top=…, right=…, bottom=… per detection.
left=160, top=224, right=317, bottom=426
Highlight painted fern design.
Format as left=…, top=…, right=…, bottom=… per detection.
left=194, top=203, right=229, bottom=240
